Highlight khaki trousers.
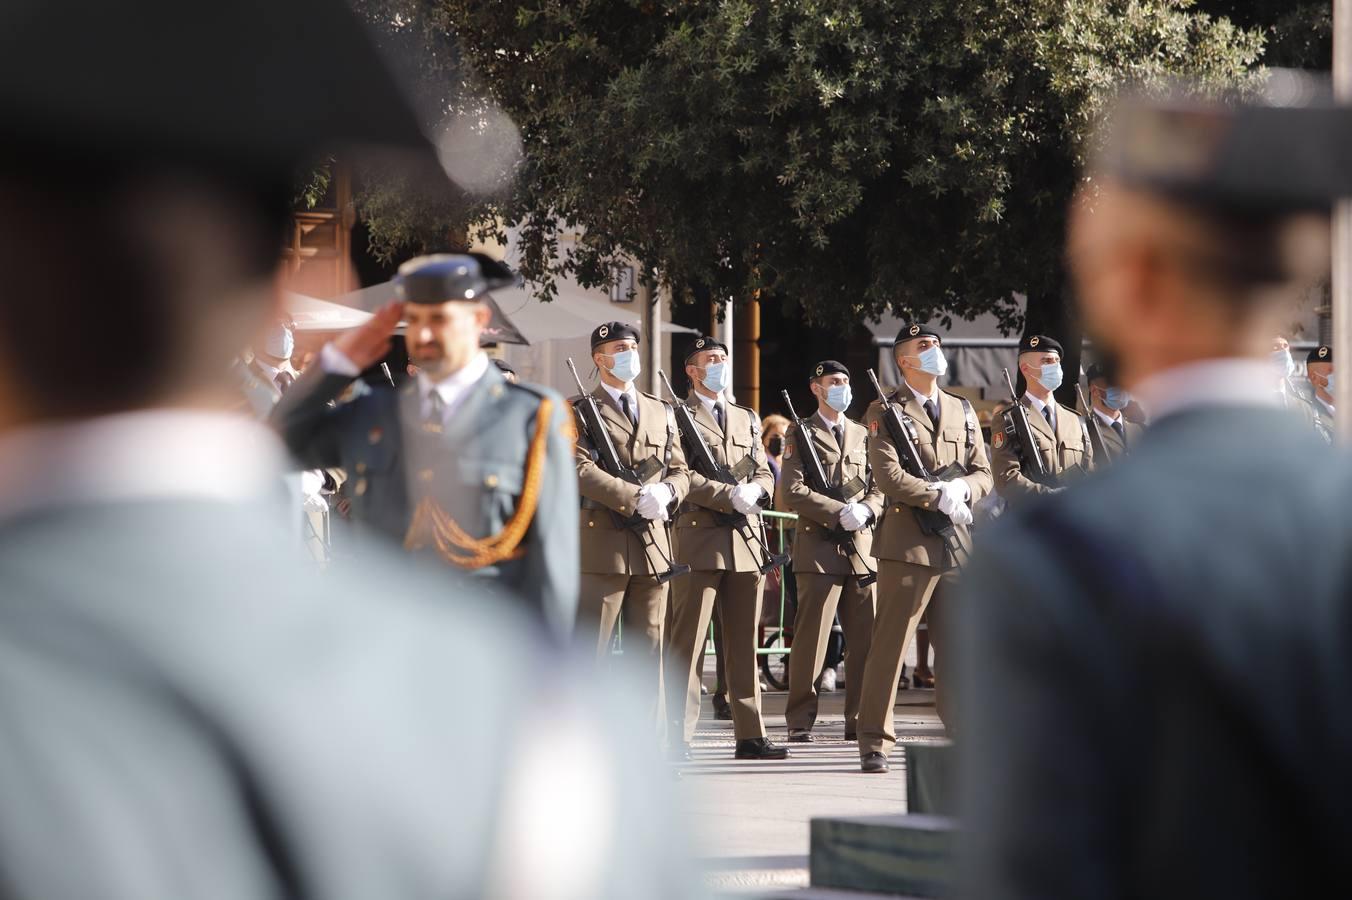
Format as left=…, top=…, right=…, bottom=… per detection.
left=666, top=569, right=766, bottom=742
left=579, top=572, right=667, bottom=725
left=856, top=560, right=956, bottom=757
left=785, top=572, right=876, bottom=734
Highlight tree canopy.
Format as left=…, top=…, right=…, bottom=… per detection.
left=347, top=0, right=1263, bottom=337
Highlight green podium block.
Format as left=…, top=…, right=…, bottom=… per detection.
left=903, top=742, right=955, bottom=816
left=809, top=814, right=956, bottom=897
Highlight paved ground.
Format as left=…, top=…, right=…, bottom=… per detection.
left=676, top=686, right=947, bottom=896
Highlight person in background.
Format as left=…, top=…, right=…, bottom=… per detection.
left=1305, top=345, right=1334, bottom=438
left=1085, top=362, right=1146, bottom=463
left=762, top=413, right=790, bottom=485
left=272, top=255, right=580, bottom=638
left=778, top=360, right=881, bottom=743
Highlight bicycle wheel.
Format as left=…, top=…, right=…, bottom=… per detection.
left=759, top=628, right=791, bottom=691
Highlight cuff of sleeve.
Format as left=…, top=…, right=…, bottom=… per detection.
left=320, top=342, right=361, bottom=378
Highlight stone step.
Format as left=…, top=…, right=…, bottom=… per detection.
left=902, top=742, right=955, bottom=816
left=808, top=814, right=956, bottom=898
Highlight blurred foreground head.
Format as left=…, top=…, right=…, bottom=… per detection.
left=1067, top=80, right=1350, bottom=388
left=0, top=0, right=440, bottom=428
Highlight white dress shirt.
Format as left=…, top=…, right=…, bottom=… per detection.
left=694, top=390, right=724, bottom=419
left=602, top=381, right=639, bottom=423
left=1093, top=408, right=1123, bottom=428
left=417, top=352, right=490, bottom=425
left=1133, top=358, right=1282, bottom=422
left=0, top=410, right=287, bottom=525
left=1024, top=391, right=1056, bottom=431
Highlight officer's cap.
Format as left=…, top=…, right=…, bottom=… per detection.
left=1308, top=345, right=1333, bottom=364
left=685, top=336, right=729, bottom=363
left=812, top=360, right=850, bottom=380
left=1102, top=78, right=1352, bottom=213
left=892, top=322, right=941, bottom=346
left=590, top=322, right=641, bottom=349
left=1019, top=334, right=1063, bottom=356
left=0, top=0, right=434, bottom=180
left=395, top=254, right=516, bottom=305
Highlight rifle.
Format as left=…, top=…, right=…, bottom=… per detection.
left=1000, top=368, right=1056, bottom=486
left=865, top=369, right=969, bottom=569
left=1076, top=384, right=1110, bottom=463
left=656, top=370, right=788, bottom=575
left=566, top=359, right=690, bottom=584
left=780, top=390, right=876, bottom=587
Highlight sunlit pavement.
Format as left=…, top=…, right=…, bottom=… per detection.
left=676, top=686, right=947, bottom=897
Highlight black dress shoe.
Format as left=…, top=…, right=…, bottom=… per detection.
left=860, top=752, right=889, bottom=774
left=734, top=737, right=789, bottom=760
left=712, top=694, right=733, bottom=720
left=844, top=731, right=857, bottom=742
left=787, top=729, right=814, bottom=743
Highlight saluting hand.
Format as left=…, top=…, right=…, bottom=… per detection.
left=333, top=301, right=403, bottom=372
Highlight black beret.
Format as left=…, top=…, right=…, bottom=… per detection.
left=1085, top=363, right=1108, bottom=383
left=1308, top=345, right=1333, bottom=364
left=590, top=321, right=641, bottom=349
left=395, top=253, right=516, bottom=305
left=1019, top=334, right=1064, bottom=356
left=811, top=360, right=849, bottom=379
left=892, top=322, right=941, bottom=345
left=685, top=336, right=729, bottom=362
left=492, top=358, right=517, bottom=376
left=0, top=0, right=433, bottom=178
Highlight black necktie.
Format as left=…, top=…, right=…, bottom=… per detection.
left=1111, top=420, right=1125, bottom=443
left=274, top=371, right=294, bottom=394
left=619, top=393, right=637, bottom=427
left=426, top=390, right=446, bottom=424
left=714, top=402, right=725, bottom=430
left=924, top=400, right=938, bottom=427
left=832, top=424, right=844, bottom=450
left=1043, top=405, right=1054, bottom=428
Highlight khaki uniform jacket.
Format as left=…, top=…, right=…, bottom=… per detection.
left=777, top=413, right=884, bottom=576
left=864, top=388, right=993, bottom=568
left=1088, top=411, right=1145, bottom=463
left=573, top=386, right=690, bottom=576
left=992, top=395, right=1095, bottom=501
left=674, top=393, right=776, bottom=573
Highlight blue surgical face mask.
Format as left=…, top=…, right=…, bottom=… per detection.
left=700, top=360, right=729, bottom=394
left=1317, top=372, right=1334, bottom=394
left=824, top=383, right=852, bottom=413
left=1271, top=348, right=1295, bottom=378
left=1035, top=362, right=1063, bottom=392
left=1104, top=387, right=1130, bottom=411
left=263, top=325, right=294, bottom=361
left=607, top=348, right=641, bottom=384
left=917, top=345, right=948, bottom=377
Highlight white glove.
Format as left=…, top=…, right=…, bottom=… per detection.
left=838, top=502, right=871, bottom=532
left=730, top=483, right=764, bottom=516
left=946, top=502, right=974, bottom=526
left=636, top=482, right=675, bottom=521
left=934, top=479, right=970, bottom=517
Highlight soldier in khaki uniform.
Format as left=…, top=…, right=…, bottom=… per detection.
left=778, top=360, right=883, bottom=743
left=857, top=322, right=992, bottom=773
left=666, top=336, right=789, bottom=761
left=991, top=334, right=1095, bottom=500
left=1306, top=345, right=1335, bottom=432
left=573, top=322, right=690, bottom=722
left=1085, top=362, right=1146, bottom=462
